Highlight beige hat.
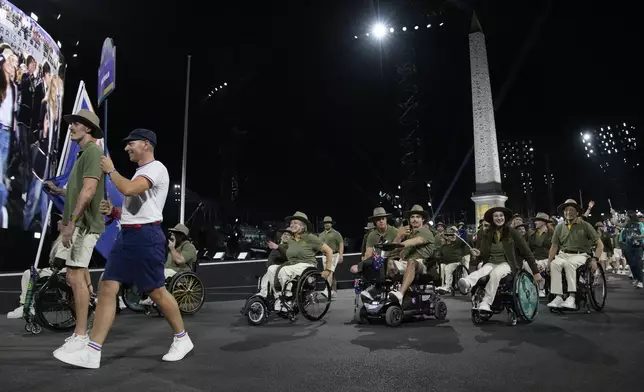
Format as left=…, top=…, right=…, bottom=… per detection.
left=368, top=207, right=392, bottom=221
left=285, top=211, right=313, bottom=232
left=534, top=212, right=550, bottom=222
left=364, top=222, right=375, bottom=230
left=557, top=199, right=583, bottom=215
left=322, top=216, right=335, bottom=224
left=168, top=223, right=190, bottom=237
left=404, top=204, right=429, bottom=220
left=63, top=109, right=103, bottom=138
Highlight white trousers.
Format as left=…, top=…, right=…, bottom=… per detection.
left=259, top=265, right=280, bottom=297
left=550, top=252, right=588, bottom=295
left=274, top=263, right=312, bottom=297
left=441, top=262, right=460, bottom=288
left=462, top=262, right=512, bottom=307
left=164, top=269, right=178, bottom=279
left=462, top=254, right=471, bottom=269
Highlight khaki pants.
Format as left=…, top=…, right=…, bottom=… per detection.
left=462, top=262, right=512, bottom=307
left=259, top=264, right=280, bottom=297
left=550, top=252, right=588, bottom=295
left=462, top=254, right=471, bottom=269
left=54, top=227, right=100, bottom=268
left=391, top=259, right=428, bottom=275
left=441, top=262, right=460, bottom=288
left=19, top=267, right=67, bottom=304
left=274, top=263, right=312, bottom=297
left=320, top=253, right=340, bottom=272
left=164, top=269, right=177, bottom=279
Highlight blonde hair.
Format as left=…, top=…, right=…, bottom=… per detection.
left=43, top=75, right=62, bottom=122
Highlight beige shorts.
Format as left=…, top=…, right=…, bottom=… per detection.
left=54, top=227, right=99, bottom=268
left=320, top=253, right=340, bottom=272
left=392, top=259, right=427, bottom=275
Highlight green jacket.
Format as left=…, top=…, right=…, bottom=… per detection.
left=479, top=226, right=538, bottom=274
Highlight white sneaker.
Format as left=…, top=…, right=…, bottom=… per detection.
left=162, top=334, right=194, bottom=362
left=118, top=297, right=126, bottom=310
left=457, top=278, right=471, bottom=294
left=437, top=285, right=452, bottom=293
left=54, top=334, right=90, bottom=355
left=636, top=282, right=643, bottom=289
left=53, top=345, right=101, bottom=369
left=477, top=302, right=492, bottom=312
left=139, top=298, right=154, bottom=306
left=6, top=305, right=33, bottom=319
left=562, top=296, right=576, bottom=309
left=547, top=296, right=564, bottom=308
left=273, top=299, right=282, bottom=311
left=388, top=290, right=403, bottom=303
left=538, top=289, right=546, bottom=298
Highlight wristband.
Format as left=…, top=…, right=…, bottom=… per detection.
left=325, top=269, right=333, bottom=273
left=71, top=215, right=79, bottom=223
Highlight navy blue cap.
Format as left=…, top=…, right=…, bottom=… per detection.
left=122, top=128, right=157, bottom=146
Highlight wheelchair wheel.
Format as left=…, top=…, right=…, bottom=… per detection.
left=245, top=297, right=268, bottom=326
left=33, top=277, right=77, bottom=332
left=121, top=285, right=145, bottom=313
left=385, top=305, right=403, bottom=327
left=452, top=265, right=469, bottom=295
left=588, top=263, right=607, bottom=311
left=435, top=300, right=447, bottom=320
left=513, top=270, right=539, bottom=323
left=168, top=272, right=205, bottom=315
left=296, top=269, right=331, bottom=321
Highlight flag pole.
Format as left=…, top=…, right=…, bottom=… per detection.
left=180, top=55, right=191, bottom=224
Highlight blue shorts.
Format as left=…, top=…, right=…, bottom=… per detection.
left=103, top=224, right=167, bottom=293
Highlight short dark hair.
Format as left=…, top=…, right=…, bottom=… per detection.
left=26, top=55, right=36, bottom=66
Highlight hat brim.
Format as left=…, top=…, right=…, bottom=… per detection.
left=404, top=210, right=430, bottom=221
left=484, top=207, right=513, bottom=224
left=285, top=216, right=314, bottom=232
left=557, top=202, right=583, bottom=216
left=63, top=114, right=103, bottom=139
left=277, top=228, right=293, bottom=234
left=368, top=213, right=392, bottom=221
left=322, top=220, right=336, bottom=225
left=168, top=228, right=190, bottom=237
left=534, top=217, right=550, bottom=223
left=122, top=135, right=156, bottom=146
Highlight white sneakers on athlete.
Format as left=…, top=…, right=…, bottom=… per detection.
left=53, top=345, right=101, bottom=369
left=162, top=334, right=194, bottom=362
left=54, top=334, right=89, bottom=355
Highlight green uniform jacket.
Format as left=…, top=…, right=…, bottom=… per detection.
left=479, top=227, right=538, bottom=273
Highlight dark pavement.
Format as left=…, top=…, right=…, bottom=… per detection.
left=0, top=274, right=643, bottom=392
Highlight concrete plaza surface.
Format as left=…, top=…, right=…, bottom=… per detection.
left=0, top=275, right=643, bottom=392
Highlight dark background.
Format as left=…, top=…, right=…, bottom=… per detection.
left=1, top=0, right=641, bottom=271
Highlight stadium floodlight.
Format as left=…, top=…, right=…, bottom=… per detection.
left=372, top=23, right=387, bottom=39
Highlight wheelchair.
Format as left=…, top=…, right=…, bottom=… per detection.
left=437, top=262, right=469, bottom=296
left=27, top=258, right=96, bottom=335
left=469, top=269, right=539, bottom=326
left=122, top=260, right=206, bottom=316
left=545, top=257, right=607, bottom=314
left=241, top=266, right=331, bottom=326
left=356, top=243, right=447, bottom=327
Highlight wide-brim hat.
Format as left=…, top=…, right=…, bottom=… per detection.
left=404, top=204, right=430, bottom=220
left=511, top=213, right=522, bottom=220
left=168, top=223, right=190, bottom=237
left=63, top=109, right=103, bottom=139
left=369, top=207, right=392, bottom=221
left=484, top=206, right=513, bottom=224
left=515, top=223, right=530, bottom=231
left=277, top=228, right=293, bottom=234
left=557, top=199, right=584, bottom=215
left=364, top=222, right=375, bottom=230
left=285, top=211, right=314, bottom=232
left=321, top=216, right=335, bottom=225
left=436, top=222, right=446, bottom=228
left=445, top=226, right=459, bottom=235
left=534, top=212, right=550, bottom=222
left=457, top=221, right=465, bottom=227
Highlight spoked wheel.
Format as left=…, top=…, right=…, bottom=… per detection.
left=296, top=270, right=331, bottom=322
left=169, top=273, right=206, bottom=315
left=33, top=280, right=77, bottom=332
left=452, top=266, right=469, bottom=295
left=246, top=298, right=268, bottom=326
left=588, top=263, right=607, bottom=311
left=385, top=305, right=403, bottom=327
left=514, top=270, right=539, bottom=323
left=435, top=300, right=448, bottom=320
left=121, top=285, right=145, bottom=313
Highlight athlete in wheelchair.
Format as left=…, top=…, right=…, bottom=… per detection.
left=545, top=199, right=607, bottom=313
left=457, top=207, right=542, bottom=326
left=352, top=205, right=447, bottom=327
left=241, top=211, right=333, bottom=325
left=436, top=226, right=470, bottom=295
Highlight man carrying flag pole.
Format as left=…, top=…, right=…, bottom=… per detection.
left=44, top=109, right=105, bottom=356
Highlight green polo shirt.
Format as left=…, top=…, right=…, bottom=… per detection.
left=489, top=240, right=507, bottom=264
left=62, top=141, right=105, bottom=234
left=553, top=219, right=599, bottom=254
left=528, top=230, right=552, bottom=260
left=365, top=225, right=399, bottom=256
left=318, top=228, right=343, bottom=253
left=400, top=227, right=435, bottom=260
left=438, top=239, right=467, bottom=264
left=165, top=241, right=198, bottom=272
left=285, top=233, right=325, bottom=266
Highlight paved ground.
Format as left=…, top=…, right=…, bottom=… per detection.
left=1, top=274, right=643, bottom=392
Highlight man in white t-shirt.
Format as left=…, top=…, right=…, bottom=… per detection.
left=53, top=129, right=193, bottom=369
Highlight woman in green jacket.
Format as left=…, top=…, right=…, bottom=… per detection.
left=458, top=207, right=542, bottom=313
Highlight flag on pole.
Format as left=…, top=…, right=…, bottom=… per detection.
left=44, top=82, right=124, bottom=259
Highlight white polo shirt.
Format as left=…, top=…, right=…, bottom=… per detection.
left=120, top=160, right=169, bottom=225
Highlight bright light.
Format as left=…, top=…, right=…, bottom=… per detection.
left=414, top=26, right=419, bottom=30
left=439, top=22, right=444, bottom=26
left=30, top=12, right=38, bottom=22
left=73, top=53, right=78, bottom=58
left=57, top=14, right=61, bottom=20
left=224, top=82, right=227, bottom=86
left=354, top=35, right=358, bottom=39
left=57, top=41, right=62, bottom=48
left=389, top=27, right=394, bottom=33
left=428, top=202, right=432, bottom=207
left=372, top=23, right=387, bottom=38
left=590, top=149, right=594, bottom=154
left=76, top=41, right=80, bottom=46
left=402, top=26, right=407, bottom=31
left=34, top=232, right=41, bottom=239
left=583, top=133, right=590, bottom=141
left=429, top=221, right=434, bottom=226
left=427, top=24, right=431, bottom=28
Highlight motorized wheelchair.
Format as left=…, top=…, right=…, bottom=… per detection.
left=355, top=243, right=447, bottom=327
left=240, top=265, right=332, bottom=326
left=468, top=269, right=539, bottom=326
left=122, top=259, right=206, bottom=316
left=544, top=256, right=607, bottom=314
left=25, top=257, right=96, bottom=335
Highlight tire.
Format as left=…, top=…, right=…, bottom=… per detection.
left=121, top=285, right=145, bottom=313
left=385, top=305, right=403, bottom=327
left=513, top=270, right=539, bottom=323
left=435, top=300, right=447, bottom=320
left=452, top=266, right=469, bottom=293
left=359, top=307, right=371, bottom=324
left=588, top=263, right=607, bottom=311
left=246, top=298, right=268, bottom=326
left=33, top=277, right=77, bottom=332
left=296, top=270, right=331, bottom=322
left=168, top=272, right=205, bottom=315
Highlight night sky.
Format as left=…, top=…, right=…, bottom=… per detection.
left=12, top=0, right=643, bottom=240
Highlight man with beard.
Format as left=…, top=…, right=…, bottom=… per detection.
left=547, top=199, right=603, bottom=310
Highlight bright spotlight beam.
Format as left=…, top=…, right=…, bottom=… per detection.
left=372, top=23, right=387, bottom=39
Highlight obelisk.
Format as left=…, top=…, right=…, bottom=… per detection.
left=469, top=13, right=507, bottom=223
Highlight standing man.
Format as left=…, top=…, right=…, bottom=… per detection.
left=318, top=216, right=344, bottom=296
left=53, top=129, right=193, bottom=369
left=45, top=110, right=104, bottom=356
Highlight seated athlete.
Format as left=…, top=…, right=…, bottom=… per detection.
left=458, top=207, right=541, bottom=313
left=524, top=212, right=552, bottom=298
left=436, top=226, right=468, bottom=293
left=258, top=228, right=292, bottom=300
left=387, top=205, right=436, bottom=303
